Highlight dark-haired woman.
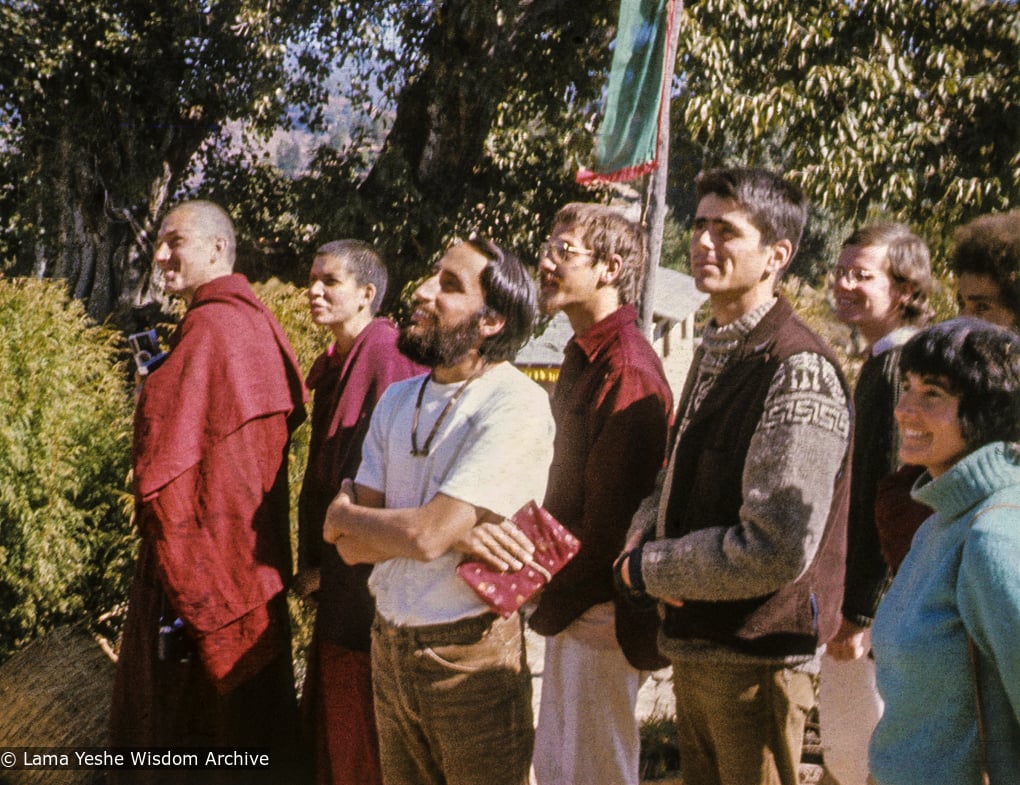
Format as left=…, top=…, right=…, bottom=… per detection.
left=869, top=317, right=1020, bottom=785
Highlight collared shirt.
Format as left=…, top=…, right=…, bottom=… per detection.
left=530, top=303, right=673, bottom=635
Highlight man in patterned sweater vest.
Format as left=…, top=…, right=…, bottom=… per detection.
left=615, top=167, right=852, bottom=785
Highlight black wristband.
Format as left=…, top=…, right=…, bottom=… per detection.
left=613, top=545, right=652, bottom=607
left=627, top=544, right=646, bottom=594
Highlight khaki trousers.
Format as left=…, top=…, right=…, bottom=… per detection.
left=671, top=658, right=816, bottom=785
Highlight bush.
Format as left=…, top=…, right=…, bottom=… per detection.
left=251, top=278, right=329, bottom=688
left=251, top=277, right=330, bottom=540
left=0, top=278, right=135, bottom=662
left=0, top=275, right=341, bottom=677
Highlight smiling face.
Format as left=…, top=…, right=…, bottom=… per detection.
left=689, top=194, right=791, bottom=323
left=398, top=242, right=503, bottom=372
left=153, top=205, right=232, bottom=300
left=832, top=244, right=909, bottom=345
left=894, top=372, right=970, bottom=478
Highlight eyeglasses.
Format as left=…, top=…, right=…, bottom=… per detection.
left=540, top=239, right=597, bottom=266
left=833, top=267, right=879, bottom=284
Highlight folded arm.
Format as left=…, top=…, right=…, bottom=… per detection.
left=325, top=478, right=499, bottom=565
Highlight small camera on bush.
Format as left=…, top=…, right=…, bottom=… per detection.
left=157, top=616, right=192, bottom=663
left=128, top=329, right=168, bottom=376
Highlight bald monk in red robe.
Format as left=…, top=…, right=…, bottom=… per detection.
left=109, top=201, right=307, bottom=785
left=293, top=240, right=423, bottom=785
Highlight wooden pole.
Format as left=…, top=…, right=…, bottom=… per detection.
left=639, top=0, right=681, bottom=337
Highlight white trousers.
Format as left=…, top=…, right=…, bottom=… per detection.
left=532, top=602, right=647, bottom=785
left=819, top=655, right=884, bottom=785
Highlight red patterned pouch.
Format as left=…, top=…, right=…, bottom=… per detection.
left=457, top=501, right=580, bottom=618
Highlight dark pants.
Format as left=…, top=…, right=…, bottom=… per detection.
left=109, top=542, right=304, bottom=785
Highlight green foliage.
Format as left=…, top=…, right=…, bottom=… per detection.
left=0, top=0, right=342, bottom=318
left=1, top=0, right=1015, bottom=323
left=672, top=0, right=1020, bottom=258
left=198, top=135, right=374, bottom=284
left=249, top=278, right=329, bottom=680
left=193, top=0, right=619, bottom=300
left=0, top=277, right=134, bottom=662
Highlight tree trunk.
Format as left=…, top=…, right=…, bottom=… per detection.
left=36, top=125, right=198, bottom=325
left=358, top=0, right=612, bottom=279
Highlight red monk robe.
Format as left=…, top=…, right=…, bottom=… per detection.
left=298, top=317, right=423, bottom=785
left=110, top=274, right=307, bottom=785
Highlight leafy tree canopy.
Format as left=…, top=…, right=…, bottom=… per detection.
left=0, top=0, right=340, bottom=318
left=672, top=0, right=1020, bottom=277
left=0, top=0, right=1017, bottom=319
left=196, top=0, right=621, bottom=307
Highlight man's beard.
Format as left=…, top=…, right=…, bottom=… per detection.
left=398, top=309, right=485, bottom=369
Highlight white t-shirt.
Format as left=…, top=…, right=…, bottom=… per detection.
left=358, top=361, right=555, bottom=626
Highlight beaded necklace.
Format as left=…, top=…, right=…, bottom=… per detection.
left=409, top=366, right=486, bottom=457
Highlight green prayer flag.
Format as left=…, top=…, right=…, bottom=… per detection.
left=578, top=0, right=676, bottom=185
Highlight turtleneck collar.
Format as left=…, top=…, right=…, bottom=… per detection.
left=912, top=441, right=1020, bottom=521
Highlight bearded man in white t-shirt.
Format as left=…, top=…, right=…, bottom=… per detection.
left=324, top=237, right=554, bottom=785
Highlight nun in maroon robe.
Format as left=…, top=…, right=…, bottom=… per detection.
left=297, top=316, right=423, bottom=785
left=109, top=273, right=307, bottom=785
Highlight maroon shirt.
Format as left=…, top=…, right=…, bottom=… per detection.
left=529, top=304, right=672, bottom=669
left=875, top=463, right=932, bottom=573
left=299, top=317, right=424, bottom=650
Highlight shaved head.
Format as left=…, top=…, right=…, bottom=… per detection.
left=155, top=200, right=237, bottom=300
left=168, top=200, right=237, bottom=268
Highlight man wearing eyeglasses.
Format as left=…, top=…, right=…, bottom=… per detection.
left=528, top=203, right=673, bottom=785
left=823, top=223, right=934, bottom=785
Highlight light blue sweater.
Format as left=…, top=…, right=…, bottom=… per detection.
left=870, top=441, right=1020, bottom=785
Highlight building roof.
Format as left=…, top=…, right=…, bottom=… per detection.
left=517, top=312, right=574, bottom=367
left=650, top=267, right=707, bottom=324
